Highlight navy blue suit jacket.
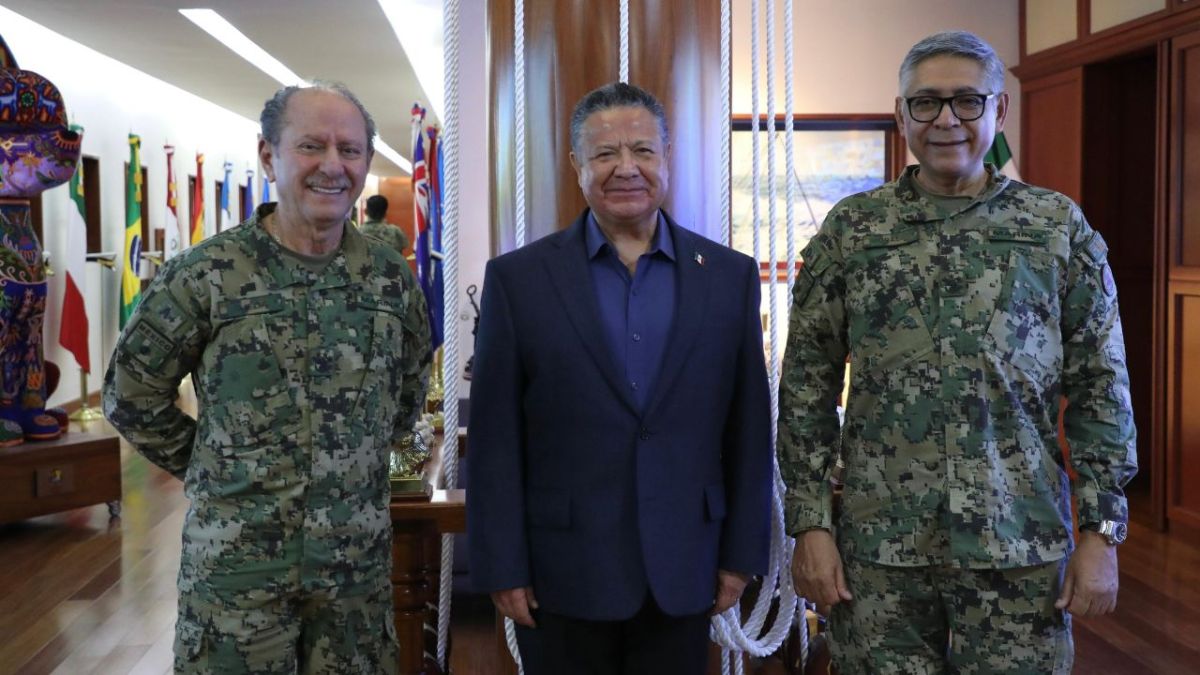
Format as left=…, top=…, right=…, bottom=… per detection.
left=467, top=210, right=772, bottom=621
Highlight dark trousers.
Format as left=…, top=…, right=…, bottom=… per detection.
left=514, top=594, right=710, bottom=675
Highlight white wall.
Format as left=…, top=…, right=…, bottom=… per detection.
left=0, top=7, right=265, bottom=408
left=732, top=0, right=1022, bottom=167
left=452, top=2, right=489, bottom=399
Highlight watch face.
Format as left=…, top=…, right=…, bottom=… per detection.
left=1113, top=522, right=1128, bottom=543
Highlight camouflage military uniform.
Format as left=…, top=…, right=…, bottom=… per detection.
left=778, top=166, right=1137, bottom=672
left=104, top=204, right=432, bottom=674
left=360, top=219, right=409, bottom=255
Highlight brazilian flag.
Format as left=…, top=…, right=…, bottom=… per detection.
left=121, top=134, right=143, bottom=328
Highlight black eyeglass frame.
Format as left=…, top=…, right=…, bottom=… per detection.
left=903, top=93, right=999, bottom=123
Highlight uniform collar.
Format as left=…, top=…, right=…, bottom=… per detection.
left=894, top=163, right=1010, bottom=223
left=247, top=202, right=370, bottom=289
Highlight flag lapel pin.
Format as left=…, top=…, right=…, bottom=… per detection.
left=694, top=252, right=705, bottom=266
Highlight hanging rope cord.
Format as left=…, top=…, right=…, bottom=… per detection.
left=709, top=0, right=805, bottom=672
left=501, top=0, right=529, bottom=669
left=435, top=0, right=462, bottom=670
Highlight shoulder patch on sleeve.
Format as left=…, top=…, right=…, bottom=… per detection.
left=125, top=320, right=177, bottom=372
left=1081, top=231, right=1109, bottom=267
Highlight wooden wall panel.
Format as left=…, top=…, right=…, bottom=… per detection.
left=1168, top=288, right=1200, bottom=529
left=1175, top=31, right=1200, bottom=267
left=629, top=0, right=722, bottom=237
left=1021, top=68, right=1084, bottom=203
left=489, top=0, right=721, bottom=254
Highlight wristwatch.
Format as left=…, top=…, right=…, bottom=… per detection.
left=1088, top=520, right=1128, bottom=546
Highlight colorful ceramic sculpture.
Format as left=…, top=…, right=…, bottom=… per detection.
left=0, top=33, right=82, bottom=445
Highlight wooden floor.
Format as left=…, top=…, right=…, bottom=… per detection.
left=1, top=445, right=1197, bottom=675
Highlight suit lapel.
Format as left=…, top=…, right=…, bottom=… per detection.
left=544, top=213, right=640, bottom=416
left=644, top=219, right=711, bottom=421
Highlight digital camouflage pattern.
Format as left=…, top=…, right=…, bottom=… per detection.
left=359, top=220, right=409, bottom=255
left=103, top=203, right=432, bottom=672
left=778, top=165, right=1137, bottom=569
left=830, top=556, right=1072, bottom=674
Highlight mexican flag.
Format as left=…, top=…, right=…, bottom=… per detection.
left=985, top=131, right=1021, bottom=181
left=59, top=123, right=90, bottom=372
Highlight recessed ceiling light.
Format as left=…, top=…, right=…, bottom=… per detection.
left=377, top=0, right=444, bottom=121
left=179, top=8, right=304, bottom=86
left=180, top=8, right=412, bottom=175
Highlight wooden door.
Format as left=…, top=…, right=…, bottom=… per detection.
left=1020, top=68, right=1084, bottom=201
left=1166, top=28, right=1200, bottom=537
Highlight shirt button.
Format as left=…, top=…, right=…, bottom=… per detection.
left=631, top=381, right=639, bottom=390
left=632, top=333, right=642, bottom=342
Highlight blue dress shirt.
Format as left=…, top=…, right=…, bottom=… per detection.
left=585, top=211, right=677, bottom=412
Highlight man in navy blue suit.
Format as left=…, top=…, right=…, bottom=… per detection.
left=467, top=83, right=773, bottom=673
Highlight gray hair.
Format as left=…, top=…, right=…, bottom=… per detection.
left=898, top=31, right=1006, bottom=94
left=570, top=82, right=669, bottom=154
left=260, top=80, right=376, bottom=154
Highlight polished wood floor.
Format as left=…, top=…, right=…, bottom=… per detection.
left=1, top=444, right=1197, bottom=674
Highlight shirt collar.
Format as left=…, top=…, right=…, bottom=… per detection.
left=585, top=210, right=676, bottom=261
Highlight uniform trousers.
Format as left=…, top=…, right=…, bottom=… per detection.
left=829, top=557, right=1072, bottom=674
left=173, top=582, right=398, bottom=674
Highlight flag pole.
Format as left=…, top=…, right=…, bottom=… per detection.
left=68, top=371, right=103, bottom=421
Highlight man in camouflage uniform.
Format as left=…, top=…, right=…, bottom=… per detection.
left=104, top=82, right=432, bottom=673
left=359, top=194, right=409, bottom=254
left=778, top=32, right=1137, bottom=673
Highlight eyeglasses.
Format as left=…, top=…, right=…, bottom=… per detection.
left=904, top=93, right=997, bottom=123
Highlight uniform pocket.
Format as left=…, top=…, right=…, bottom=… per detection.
left=203, top=295, right=298, bottom=450
left=845, top=231, right=934, bottom=375
left=984, top=247, right=1062, bottom=381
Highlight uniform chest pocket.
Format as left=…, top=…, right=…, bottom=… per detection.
left=203, top=297, right=298, bottom=450
left=350, top=299, right=409, bottom=432
left=845, top=231, right=934, bottom=374
left=983, top=232, right=1062, bottom=379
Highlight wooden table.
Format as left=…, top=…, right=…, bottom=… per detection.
left=0, top=419, right=122, bottom=524
left=390, top=488, right=466, bottom=675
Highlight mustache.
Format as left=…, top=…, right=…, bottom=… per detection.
left=306, top=176, right=350, bottom=189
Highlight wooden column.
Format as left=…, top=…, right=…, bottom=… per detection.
left=488, top=0, right=723, bottom=254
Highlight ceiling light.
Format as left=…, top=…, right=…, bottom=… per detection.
left=181, top=8, right=411, bottom=175
left=374, top=137, right=413, bottom=174
left=377, top=0, right=444, bottom=120
left=179, top=9, right=304, bottom=86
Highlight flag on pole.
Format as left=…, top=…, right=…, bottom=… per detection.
left=191, top=153, right=205, bottom=244
left=262, top=174, right=270, bottom=204
left=219, top=161, right=233, bottom=231
left=411, top=105, right=428, bottom=247
left=244, top=169, right=255, bottom=220
left=984, top=131, right=1021, bottom=181
left=163, top=144, right=182, bottom=259
left=424, top=125, right=445, bottom=348
left=120, top=134, right=143, bottom=328
left=59, top=123, right=90, bottom=372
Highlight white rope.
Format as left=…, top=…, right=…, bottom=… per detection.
left=709, top=0, right=802, bottom=666
left=514, top=0, right=527, bottom=250
left=782, top=0, right=811, bottom=662
left=720, top=0, right=732, bottom=246
left=435, top=0, right=461, bottom=669
left=766, top=0, right=778, bottom=390
left=619, top=0, right=630, bottom=84
left=505, top=0, right=529, bottom=670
